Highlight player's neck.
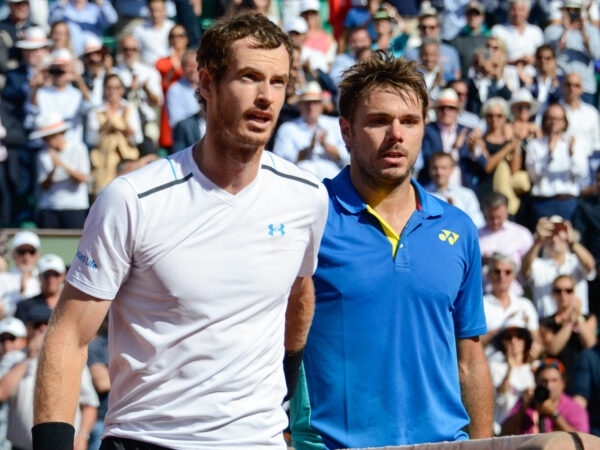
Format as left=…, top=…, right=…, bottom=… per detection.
left=358, top=179, right=417, bottom=235
left=193, top=138, right=262, bottom=194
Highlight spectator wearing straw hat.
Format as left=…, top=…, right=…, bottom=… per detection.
left=2, top=26, right=51, bottom=123
left=80, top=35, right=108, bottom=108
left=27, top=48, right=92, bottom=146
left=418, top=88, right=487, bottom=190
left=273, top=81, right=348, bottom=180
left=31, top=112, right=90, bottom=229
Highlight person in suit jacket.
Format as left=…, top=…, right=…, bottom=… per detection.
left=418, top=88, right=487, bottom=191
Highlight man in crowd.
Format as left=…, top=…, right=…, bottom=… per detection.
left=0, top=231, right=41, bottom=318
left=521, top=215, right=596, bottom=317
left=273, top=81, right=348, bottom=180
left=15, top=254, right=65, bottom=324
left=33, top=12, right=328, bottom=450
left=501, top=358, right=589, bottom=434
left=290, top=51, right=492, bottom=448
left=478, top=192, right=534, bottom=296
left=424, top=151, right=485, bottom=228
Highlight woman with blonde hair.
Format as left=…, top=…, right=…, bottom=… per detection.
left=86, top=73, right=142, bottom=197
left=475, top=97, right=530, bottom=213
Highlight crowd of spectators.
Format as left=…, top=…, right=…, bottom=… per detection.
left=0, top=0, right=599, bottom=447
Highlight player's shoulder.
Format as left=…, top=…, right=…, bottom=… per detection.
left=260, top=151, right=324, bottom=193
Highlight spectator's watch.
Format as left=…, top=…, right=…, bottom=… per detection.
left=551, top=410, right=561, bottom=420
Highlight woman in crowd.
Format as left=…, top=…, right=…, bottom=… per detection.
left=155, top=23, right=189, bottom=152
left=476, top=97, right=530, bottom=214
left=539, top=274, right=597, bottom=392
left=489, top=321, right=536, bottom=435
left=86, top=73, right=142, bottom=197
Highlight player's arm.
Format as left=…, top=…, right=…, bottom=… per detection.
left=457, top=336, right=494, bottom=439
left=33, top=282, right=111, bottom=450
left=283, top=276, right=315, bottom=401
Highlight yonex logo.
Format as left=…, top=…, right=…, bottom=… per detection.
left=438, top=230, right=459, bottom=245
left=268, top=224, right=286, bottom=236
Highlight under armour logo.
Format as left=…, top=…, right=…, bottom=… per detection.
left=268, top=224, right=286, bottom=236
left=438, top=229, right=459, bottom=245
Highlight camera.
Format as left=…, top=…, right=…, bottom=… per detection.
left=569, top=9, right=581, bottom=21
left=533, top=384, right=550, bottom=405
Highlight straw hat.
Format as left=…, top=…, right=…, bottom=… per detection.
left=29, top=112, right=69, bottom=140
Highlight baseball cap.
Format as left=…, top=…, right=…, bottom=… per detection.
left=11, top=231, right=41, bottom=251
left=0, top=317, right=27, bottom=338
left=300, top=0, right=320, bottom=14
left=284, top=17, right=308, bottom=34
left=37, top=254, right=66, bottom=274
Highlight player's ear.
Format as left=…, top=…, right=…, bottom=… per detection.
left=339, top=117, right=352, bottom=148
left=197, top=68, right=215, bottom=106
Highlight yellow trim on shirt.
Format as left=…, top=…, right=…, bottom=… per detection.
left=366, top=205, right=399, bottom=257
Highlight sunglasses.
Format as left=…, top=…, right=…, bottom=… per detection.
left=502, top=332, right=524, bottom=341
left=15, top=248, right=36, bottom=256
left=538, top=357, right=565, bottom=373
left=486, top=113, right=505, bottom=119
left=491, top=268, right=513, bottom=276
left=552, top=287, right=574, bottom=294
left=0, top=335, right=17, bottom=343
left=42, top=271, right=62, bottom=280
left=514, top=104, right=530, bottom=110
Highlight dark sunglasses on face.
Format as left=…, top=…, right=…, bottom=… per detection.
left=15, top=248, right=36, bottom=256
left=552, top=287, right=574, bottom=294
left=0, top=334, right=17, bottom=343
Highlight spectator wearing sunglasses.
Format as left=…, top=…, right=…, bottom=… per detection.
left=501, top=357, right=589, bottom=435
left=539, top=274, right=597, bottom=393
left=15, top=254, right=65, bottom=326
left=0, top=231, right=41, bottom=318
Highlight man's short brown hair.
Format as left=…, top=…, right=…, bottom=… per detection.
left=195, top=12, right=293, bottom=106
left=337, top=50, right=428, bottom=124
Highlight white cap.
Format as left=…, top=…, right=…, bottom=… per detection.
left=11, top=230, right=40, bottom=251
left=50, top=48, right=73, bottom=65
left=300, top=0, right=320, bottom=14
left=15, top=26, right=52, bottom=50
left=29, top=112, right=70, bottom=140
left=82, top=35, right=103, bottom=55
left=0, top=317, right=27, bottom=338
left=284, top=17, right=308, bottom=34
left=37, top=253, right=66, bottom=274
